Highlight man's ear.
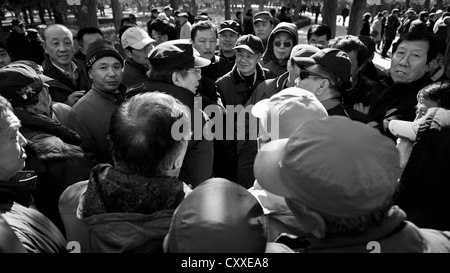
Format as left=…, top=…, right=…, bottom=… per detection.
left=172, top=71, right=180, bottom=85
left=315, top=79, right=328, bottom=96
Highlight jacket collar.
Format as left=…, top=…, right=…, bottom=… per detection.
left=79, top=164, right=185, bottom=218
left=232, top=63, right=267, bottom=85
left=0, top=171, right=37, bottom=207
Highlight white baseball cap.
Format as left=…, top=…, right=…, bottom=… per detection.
left=121, top=27, right=155, bottom=50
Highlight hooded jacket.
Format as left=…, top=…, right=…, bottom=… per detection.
left=260, top=22, right=298, bottom=77
left=124, top=81, right=214, bottom=188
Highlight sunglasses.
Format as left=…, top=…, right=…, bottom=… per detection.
left=187, top=68, right=202, bottom=74
left=299, top=69, right=328, bottom=80
left=273, top=40, right=293, bottom=48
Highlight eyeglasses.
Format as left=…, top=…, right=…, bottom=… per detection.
left=299, top=69, right=328, bottom=81
left=273, top=40, right=293, bottom=48
left=135, top=43, right=153, bottom=52
left=151, top=34, right=162, bottom=40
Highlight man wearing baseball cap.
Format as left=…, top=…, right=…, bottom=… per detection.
left=295, top=47, right=352, bottom=116
left=255, top=116, right=450, bottom=252
left=253, top=11, right=274, bottom=50
left=217, top=20, right=241, bottom=65
left=215, top=34, right=274, bottom=187
left=236, top=44, right=320, bottom=188
left=67, top=39, right=125, bottom=165
left=0, top=62, right=94, bottom=232
left=121, top=26, right=155, bottom=88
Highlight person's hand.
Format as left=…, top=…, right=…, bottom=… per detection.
left=353, top=102, right=370, bottom=115
left=65, top=90, right=85, bottom=106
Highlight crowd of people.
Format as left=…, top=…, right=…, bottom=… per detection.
left=1, top=4, right=450, bottom=254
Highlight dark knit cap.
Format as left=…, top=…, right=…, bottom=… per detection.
left=85, top=39, right=124, bottom=71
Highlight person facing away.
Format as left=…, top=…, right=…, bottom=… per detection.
left=67, top=39, right=125, bottom=165
left=0, top=95, right=67, bottom=253
left=41, top=24, right=91, bottom=106
left=70, top=92, right=192, bottom=253
left=124, top=39, right=214, bottom=189
left=255, top=116, right=450, bottom=253
left=163, top=178, right=293, bottom=253
left=0, top=62, right=94, bottom=234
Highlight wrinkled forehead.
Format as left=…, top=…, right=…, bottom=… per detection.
left=44, top=25, right=73, bottom=41
left=397, top=40, right=430, bottom=52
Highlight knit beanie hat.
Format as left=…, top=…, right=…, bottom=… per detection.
left=85, top=39, right=124, bottom=71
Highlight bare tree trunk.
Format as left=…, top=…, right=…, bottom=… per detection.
left=244, top=0, right=252, bottom=14
left=37, top=1, right=46, bottom=24
left=28, top=7, right=35, bottom=24
left=77, top=0, right=99, bottom=29
left=111, top=0, right=123, bottom=32
left=424, top=0, right=431, bottom=11
left=405, top=0, right=410, bottom=10
left=225, top=0, right=231, bottom=19
left=21, top=8, right=29, bottom=24
left=347, top=0, right=367, bottom=36
left=322, top=0, right=338, bottom=38
left=50, top=0, right=65, bottom=24
left=293, top=1, right=301, bottom=22
left=191, top=0, right=198, bottom=15
left=0, top=26, right=5, bottom=44
left=170, top=0, right=178, bottom=10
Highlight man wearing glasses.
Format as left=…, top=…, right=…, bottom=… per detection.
left=295, top=48, right=352, bottom=116
left=121, top=27, right=156, bottom=88
left=260, top=22, right=298, bottom=77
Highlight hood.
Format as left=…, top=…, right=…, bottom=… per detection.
left=262, top=22, right=299, bottom=64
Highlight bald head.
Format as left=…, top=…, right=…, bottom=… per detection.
left=43, top=24, right=75, bottom=70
